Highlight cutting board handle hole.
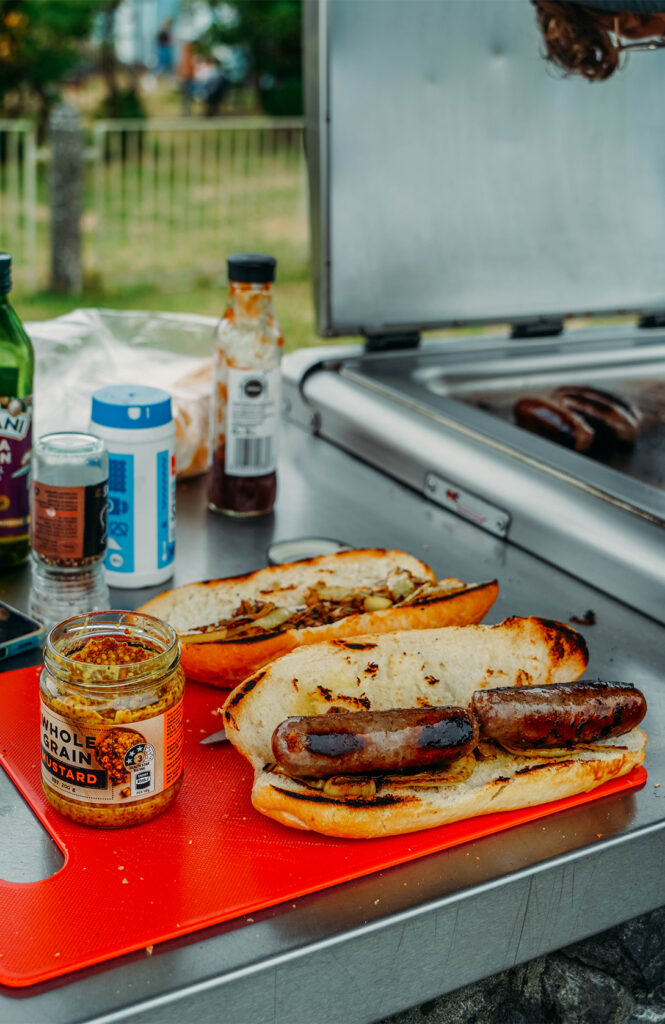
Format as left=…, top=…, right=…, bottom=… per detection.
left=0, top=764, right=65, bottom=882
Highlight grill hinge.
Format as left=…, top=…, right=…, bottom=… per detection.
left=364, top=331, right=421, bottom=352
left=510, top=319, right=564, bottom=339
left=638, top=313, right=665, bottom=329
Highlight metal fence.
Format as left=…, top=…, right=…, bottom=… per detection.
left=0, top=120, right=37, bottom=292
left=90, top=117, right=307, bottom=286
left=0, top=116, right=307, bottom=292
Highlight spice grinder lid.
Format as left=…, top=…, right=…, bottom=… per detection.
left=91, top=385, right=172, bottom=430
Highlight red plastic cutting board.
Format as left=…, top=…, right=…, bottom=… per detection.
left=0, top=665, right=646, bottom=987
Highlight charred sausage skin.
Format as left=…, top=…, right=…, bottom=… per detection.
left=552, top=386, right=642, bottom=447
left=272, top=683, right=645, bottom=779
left=513, top=397, right=595, bottom=451
left=471, top=680, right=646, bottom=750
left=272, top=707, right=478, bottom=779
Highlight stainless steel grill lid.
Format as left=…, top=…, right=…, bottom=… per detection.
left=306, top=0, right=665, bottom=336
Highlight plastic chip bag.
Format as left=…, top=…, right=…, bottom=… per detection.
left=28, top=308, right=215, bottom=479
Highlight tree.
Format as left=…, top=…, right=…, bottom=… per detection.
left=201, top=0, right=302, bottom=116
left=0, top=1, right=103, bottom=136
left=94, top=0, right=146, bottom=122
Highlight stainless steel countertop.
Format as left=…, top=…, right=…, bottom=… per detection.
left=1, top=417, right=664, bottom=1024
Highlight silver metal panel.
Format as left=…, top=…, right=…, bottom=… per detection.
left=342, top=327, right=665, bottom=518
left=303, top=0, right=327, bottom=331
left=307, top=0, right=665, bottom=336
left=2, top=423, right=665, bottom=1023
left=424, top=471, right=511, bottom=538
left=283, top=332, right=665, bottom=625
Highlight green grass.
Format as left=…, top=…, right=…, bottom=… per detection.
left=1, top=121, right=348, bottom=352
left=0, top=81, right=347, bottom=349
left=88, top=125, right=309, bottom=284
left=10, top=275, right=355, bottom=355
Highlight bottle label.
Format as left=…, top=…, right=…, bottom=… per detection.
left=0, top=395, right=31, bottom=538
left=106, top=452, right=134, bottom=573
left=40, top=697, right=184, bottom=804
left=156, top=449, right=176, bottom=569
left=224, top=368, right=279, bottom=476
left=32, top=481, right=108, bottom=562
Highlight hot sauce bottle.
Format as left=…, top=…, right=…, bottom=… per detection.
left=208, top=254, right=284, bottom=517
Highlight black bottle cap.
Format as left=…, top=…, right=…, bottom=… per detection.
left=0, top=254, right=12, bottom=295
left=227, top=253, right=276, bottom=284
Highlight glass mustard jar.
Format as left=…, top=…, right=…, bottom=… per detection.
left=40, top=610, right=184, bottom=828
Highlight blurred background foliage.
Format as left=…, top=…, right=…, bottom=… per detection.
left=0, top=0, right=105, bottom=136
left=0, top=0, right=319, bottom=349
left=0, top=0, right=302, bottom=129
left=198, top=0, right=302, bottom=115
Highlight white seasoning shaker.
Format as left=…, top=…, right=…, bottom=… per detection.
left=90, top=385, right=176, bottom=588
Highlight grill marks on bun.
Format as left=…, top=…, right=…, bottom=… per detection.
left=138, top=550, right=499, bottom=688
left=216, top=617, right=646, bottom=839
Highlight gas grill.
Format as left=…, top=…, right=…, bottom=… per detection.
left=289, top=0, right=665, bottom=626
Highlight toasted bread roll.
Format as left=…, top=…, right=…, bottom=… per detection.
left=224, top=616, right=588, bottom=762
left=214, top=615, right=642, bottom=840
left=138, top=549, right=499, bottom=688
left=221, top=614, right=618, bottom=839
left=253, top=729, right=645, bottom=838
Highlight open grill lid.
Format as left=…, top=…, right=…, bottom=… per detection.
left=305, top=0, right=665, bottom=340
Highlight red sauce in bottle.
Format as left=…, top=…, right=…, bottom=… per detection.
left=208, top=255, right=283, bottom=518
left=208, top=443, right=277, bottom=517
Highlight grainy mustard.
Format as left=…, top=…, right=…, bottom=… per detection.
left=40, top=611, right=184, bottom=828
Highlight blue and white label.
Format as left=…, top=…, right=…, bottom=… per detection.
left=157, top=448, right=176, bottom=570
left=106, top=453, right=134, bottom=573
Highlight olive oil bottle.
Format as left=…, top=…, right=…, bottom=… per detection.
left=0, top=254, right=33, bottom=568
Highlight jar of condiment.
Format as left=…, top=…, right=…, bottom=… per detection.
left=90, top=385, right=176, bottom=588
left=40, top=610, right=185, bottom=828
left=29, top=432, right=110, bottom=631
left=208, top=253, right=283, bottom=517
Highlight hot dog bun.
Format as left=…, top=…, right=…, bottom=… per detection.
left=252, top=729, right=645, bottom=838
left=218, top=616, right=640, bottom=839
left=138, top=549, right=498, bottom=688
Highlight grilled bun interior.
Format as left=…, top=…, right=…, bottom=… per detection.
left=138, top=548, right=498, bottom=688
left=252, top=728, right=645, bottom=839
left=217, top=616, right=645, bottom=839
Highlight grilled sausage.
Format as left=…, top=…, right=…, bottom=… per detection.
left=471, top=681, right=646, bottom=750
left=513, top=397, right=595, bottom=451
left=272, top=707, right=479, bottom=779
left=551, top=386, right=642, bottom=447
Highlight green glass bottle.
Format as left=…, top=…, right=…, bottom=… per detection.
left=0, top=253, right=33, bottom=568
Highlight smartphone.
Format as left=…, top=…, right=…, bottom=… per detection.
left=0, top=601, right=45, bottom=660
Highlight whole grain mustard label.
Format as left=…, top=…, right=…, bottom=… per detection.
left=40, top=698, right=183, bottom=804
